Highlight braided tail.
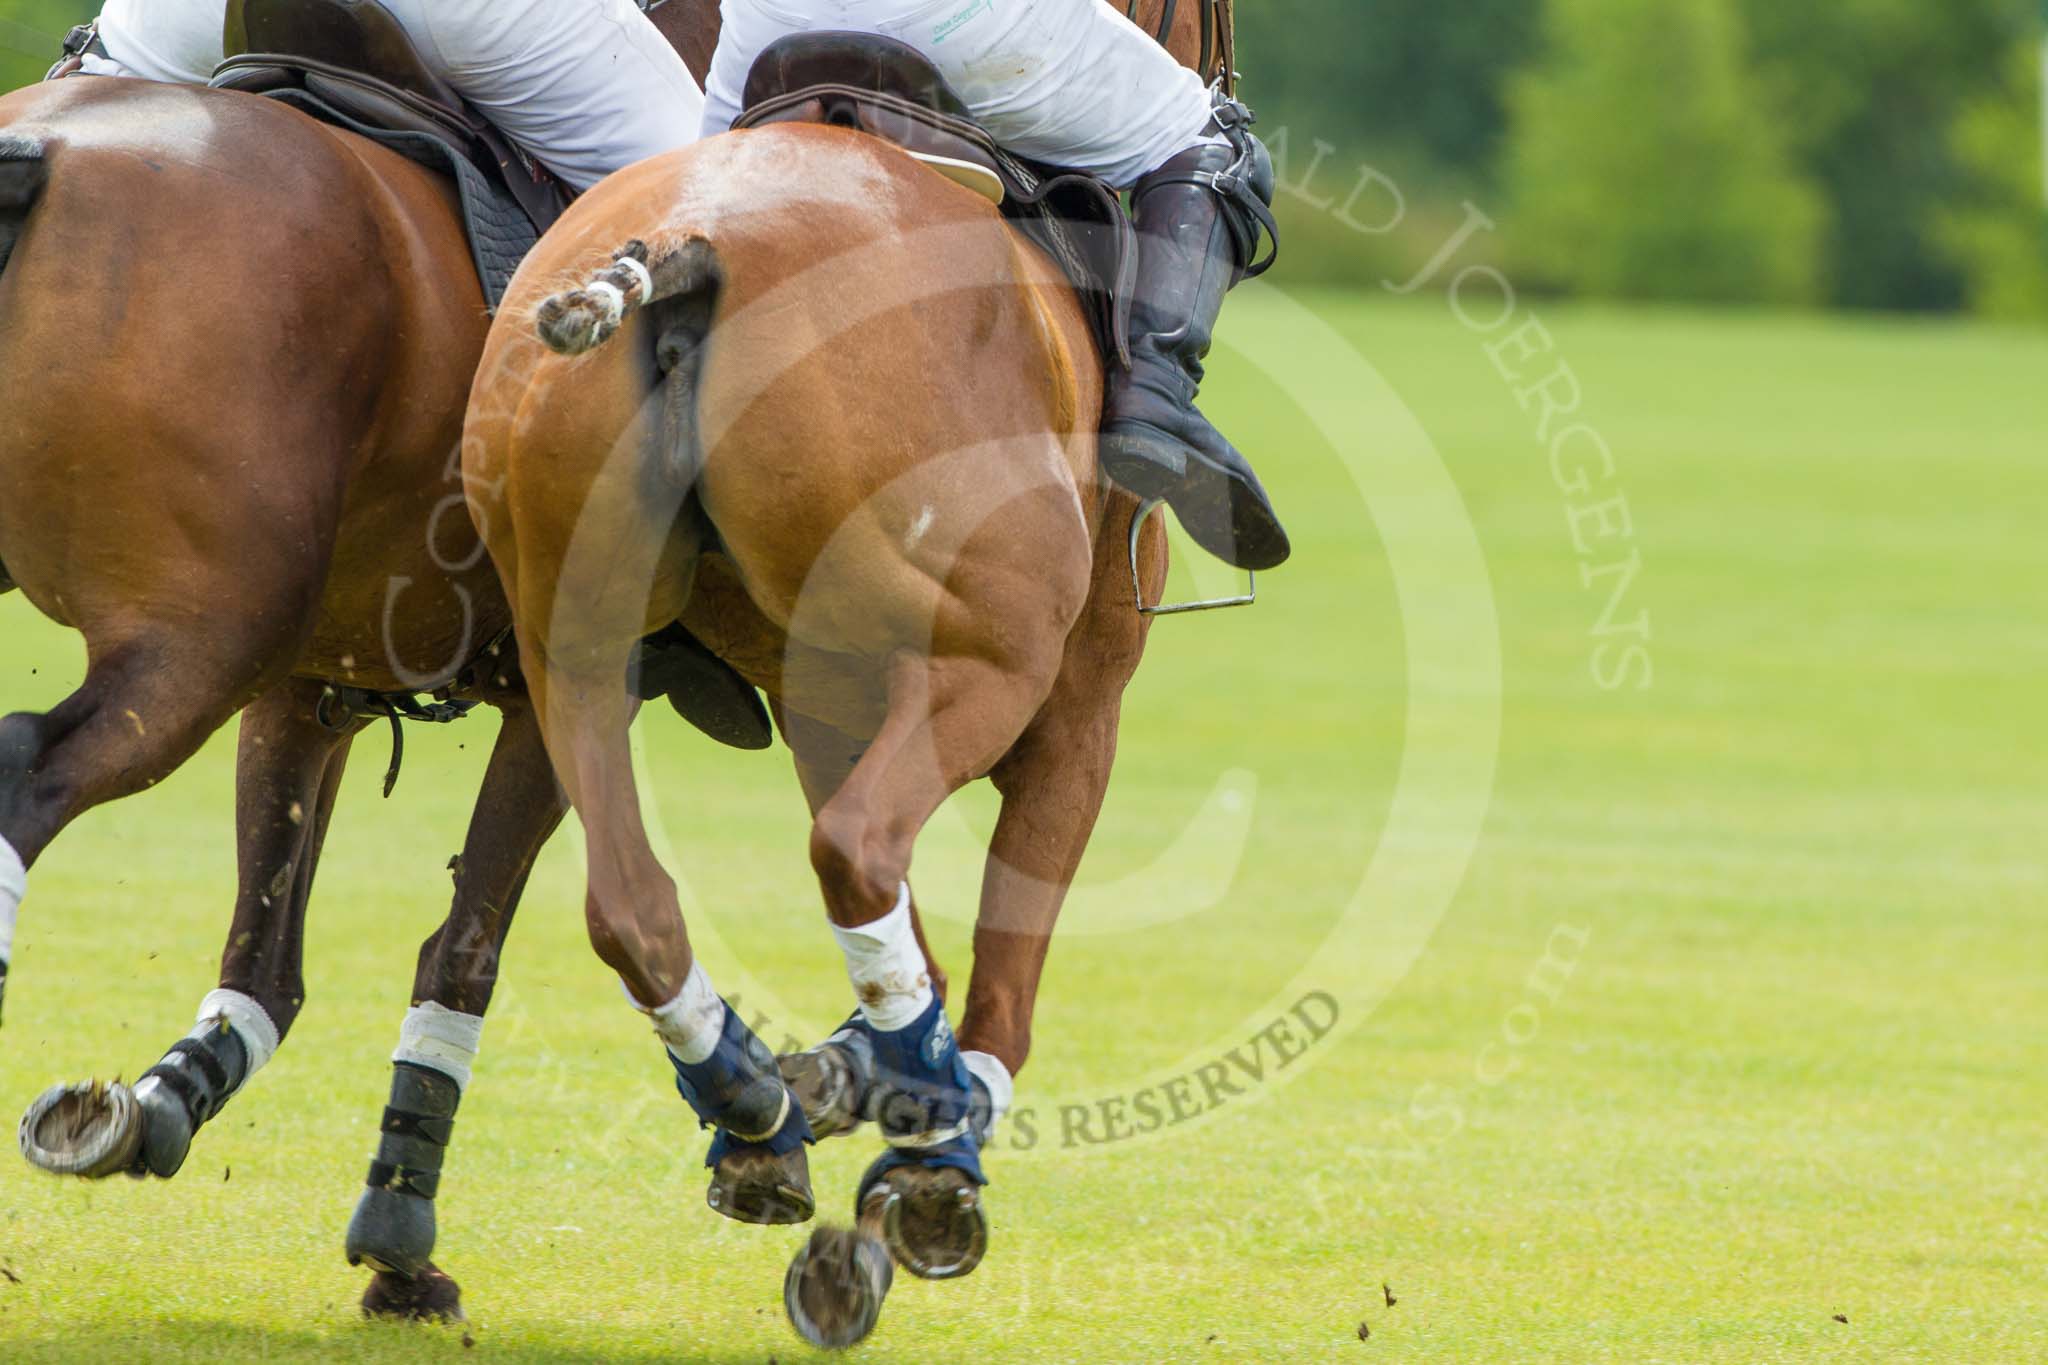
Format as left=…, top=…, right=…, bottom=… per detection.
left=535, top=237, right=721, bottom=356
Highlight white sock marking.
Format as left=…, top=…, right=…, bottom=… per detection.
left=833, top=884, right=933, bottom=1032
left=646, top=961, right=726, bottom=1065
left=197, top=988, right=281, bottom=1080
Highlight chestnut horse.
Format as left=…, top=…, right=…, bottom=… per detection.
left=465, top=95, right=1179, bottom=1341
left=1, top=0, right=1222, bottom=1331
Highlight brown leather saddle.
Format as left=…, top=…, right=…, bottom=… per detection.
left=210, top=0, right=567, bottom=302
left=734, top=32, right=1138, bottom=367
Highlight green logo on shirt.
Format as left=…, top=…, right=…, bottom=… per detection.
left=933, top=0, right=994, bottom=44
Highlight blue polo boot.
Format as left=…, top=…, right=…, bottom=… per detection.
left=853, top=995, right=990, bottom=1280
left=668, top=1000, right=816, bottom=1225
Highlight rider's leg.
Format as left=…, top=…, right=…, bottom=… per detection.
left=385, top=0, right=705, bottom=192
left=84, top=0, right=226, bottom=84
left=931, top=0, right=1287, bottom=570
left=700, top=0, right=1287, bottom=569
left=1094, top=131, right=1288, bottom=571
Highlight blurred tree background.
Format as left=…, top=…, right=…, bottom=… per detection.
left=1, top=0, right=2042, bottom=316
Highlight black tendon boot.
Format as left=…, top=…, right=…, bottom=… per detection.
left=1100, top=111, right=1289, bottom=571
left=346, top=1062, right=460, bottom=1281
left=129, top=1014, right=251, bottom=1177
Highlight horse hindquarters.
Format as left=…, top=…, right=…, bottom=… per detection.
left=0, top=87, right=397, bottom=859
left=0, top=82, right=460, bottom=1118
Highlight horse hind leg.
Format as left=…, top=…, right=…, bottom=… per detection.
left=958, top=501, right=1159, bottom=1103
left=347, top=695, right=567, bottom=1323
left=775, top=708, right=952, bottom=1142
left=494, top=427, right=814, bottom=1226
left=18, top=679, right=362, bottom=1178
left=801, top=653, right=1058, bottom=1292
left=0, top=625, right=300, bottom=1029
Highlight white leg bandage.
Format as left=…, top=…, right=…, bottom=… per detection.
left=0, top=833, right=24, bottom=968
left=833, top=884, right=933, bottom=1033
left=644, top=961, right=726, bottom=1064
left=963, top=1051, right=1014, bottom=1128
left=197, top=989, right=281, bottom=1081
left=392, top=1000, right=485, bottom=1092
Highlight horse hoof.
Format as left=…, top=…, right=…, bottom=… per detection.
left=360, top=1262, right=466, bottom=1322
left=783, top=1225, right=892, bottom=1350
left=779, top=1041, right=868, bottom=1140
left=707, top=1142, right=815, bottom=1226
left=346, top=1185, right=438, bottom=1282
left=862, top=1165, right=988, bottom=1281
left=18, top=1080, right=144, bottom=1178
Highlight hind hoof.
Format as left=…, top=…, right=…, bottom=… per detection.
left=19, top=1080, right=145, bottom=1178
left=779, top=1041, right=869, bottom=1140
left=862, top=1164, right=988, bottom=1280
left=707, top=1142, right=814, bottom=1226
left=784, top=1225, right=892, bottom=1349
left=361, top=1262, right=465, bottom=1322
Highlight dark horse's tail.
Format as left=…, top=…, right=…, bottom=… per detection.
left=0, top=133, right=47, bottom=282
left=0, top=133, right=48, bottom=596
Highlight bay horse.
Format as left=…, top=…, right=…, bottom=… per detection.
left=463, top=68, right=1189, bottom=1340
left=1, top=0, right=1227, bottom=1332
left=0, top=2, right=720, bottom=1311
left=0, top=64, right=566, bottom=1312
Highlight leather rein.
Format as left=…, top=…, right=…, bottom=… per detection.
left=1125, top=0, right=1236, bottom=96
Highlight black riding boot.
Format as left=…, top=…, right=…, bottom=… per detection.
left=1100, top=142, right=1290, bottom=572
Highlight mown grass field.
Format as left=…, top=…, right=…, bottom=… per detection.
left=1, top=289, right=2043, bottom=1362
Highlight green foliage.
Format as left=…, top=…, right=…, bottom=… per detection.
left=1937, top=42, right=2048, bottom=320
left=1738, top=0, right=2036, bottom=311
left=1241, top=0, right=2047, bottom=313
left=1245, top=0, right=1542, bottom=186
left=1500, top=0, right=1823, bottom=304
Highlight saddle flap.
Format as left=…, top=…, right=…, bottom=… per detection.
left=226, top=0, right=464, bottom=114
left=212, top=0, right=566, bottom=252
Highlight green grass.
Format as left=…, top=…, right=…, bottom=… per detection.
left=2, top=291, right=2044, bottom=1362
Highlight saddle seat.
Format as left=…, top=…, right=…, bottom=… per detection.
left=735, top=32, right=1007, bottom=205
left=734, top=32, right=1138, bottom=365
left=210, top=0, right=565, bottom=237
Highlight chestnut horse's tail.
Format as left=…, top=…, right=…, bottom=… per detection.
left=534, top=237, right=722, bottom=357
left=0, top=133, right=48, bottom=283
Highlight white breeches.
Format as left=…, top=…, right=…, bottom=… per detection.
left=702, top=0, right=1220, bottom=187
left=90, top=0, right=704, bottom=192
left=87, top=0, right=225, bottom=84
